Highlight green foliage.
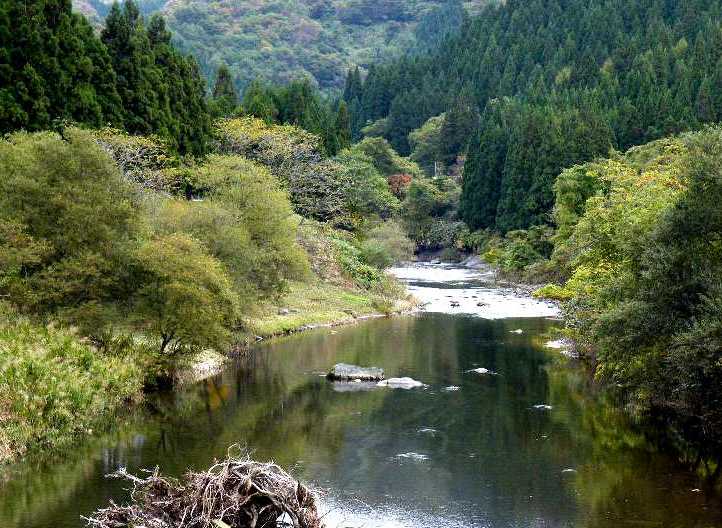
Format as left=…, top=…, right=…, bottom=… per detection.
left=0, top=127, right=311, bottom=358
left=92, top=127, right=178, bottom=191
left=0, top=0, right=122, bottom=132
left=240, top=78, right=352, bottom=155
left=358, top=220, right=414, bottom=269
left=350, top=137, right=423, bottom=178
left=83, top=0, right=471, bottom=92
left=401, top=176, right=461, bottom=249
left=532, top=284, right=573, bottom=301
left=215, top=117, right=408, bottom=226
left=215, top=117, right=347, bottom=221
left=550, top=126, right=722, bottom=440
left=131, top=233, right=240, bottom=354
left=353, top=0, right=722, bottom=231
left=331, top=237, right=384, bottom=290
left=334, top=149, right=400, bottom=220
left=0, top=129, right=142, bottom=320
left=101, top=2, right=212, bottom=156
left=0, top=302, right=144, bottom=462
left=482, top=228, right=549, bottom=272
left=211, top=64, right=240, bottom=118
left=0, top=0, right=212, bottom=155
left=408, top=114, right=445, bottom=175
left=154, top=155, right=310, bottom=301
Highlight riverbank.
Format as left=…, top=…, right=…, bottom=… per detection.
left=243, top=279, right=418, bottom=340
left=177, top=278, right=418, bottom=384
left=0, top=304, right=146, bottom=464
left=0, top=272, right=415, bottom=463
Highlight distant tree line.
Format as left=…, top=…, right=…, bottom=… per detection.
left=343, top=0, right=722, bottom=231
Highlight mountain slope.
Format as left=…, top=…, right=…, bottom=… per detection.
left=74, top=0, right=486, bottom=91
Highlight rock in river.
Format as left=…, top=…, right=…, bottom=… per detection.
left=327, top=363, right=384, bottom=381
left=377, top=377, right=426, bottom=389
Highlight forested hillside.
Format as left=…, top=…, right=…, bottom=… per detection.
left=348, top=0, right=722, bottom=231
left=74, top=0, right=484, bottom=91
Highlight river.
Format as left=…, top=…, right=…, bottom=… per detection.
left=1, top=263, right=720, bottom=528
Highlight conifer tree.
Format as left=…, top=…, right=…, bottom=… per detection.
left=211, top=64, right=239, bottom=117
left=334, top=101, right=352, bottom=151
left=0, top=0, right=122, bottom=132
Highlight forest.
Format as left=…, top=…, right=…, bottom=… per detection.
left=1, top=0, right=721, bottom=502
left=72, top=0, right=483, bottom=91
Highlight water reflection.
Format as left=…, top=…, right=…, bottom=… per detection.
left=1, top=314, right=720, bottom=528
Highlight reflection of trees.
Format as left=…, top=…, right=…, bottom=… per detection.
left=3, top=315, right=722, bottom=528
left=546, top=363, right=722, bottom=527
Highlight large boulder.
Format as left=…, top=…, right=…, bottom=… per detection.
left=327, top=363, right=384, bottom=381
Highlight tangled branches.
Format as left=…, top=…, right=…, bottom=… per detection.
left=85, top=449, right=322, bottom=528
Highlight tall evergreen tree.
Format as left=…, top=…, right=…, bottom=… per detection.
left=335, top=101, right=352, bottom=151
left=0, top=0, right=122, bottom=132
left=101, top=0, right=167, bottom=136
left=211, top=64, right=239, bottom=117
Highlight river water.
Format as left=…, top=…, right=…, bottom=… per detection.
left=1, top=264, right=720, bottom=528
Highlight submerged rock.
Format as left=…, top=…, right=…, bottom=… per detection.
left=532, top=404, right=553, bottom=411
left=377, top=377, right=425, bottom=389
left=331, top=381, right=379, bottom=392
left=394, top=452, right=430, bottom=461
left=467, top=367, right=497, bottom=375
left=326, top=363, right=384, bottom=381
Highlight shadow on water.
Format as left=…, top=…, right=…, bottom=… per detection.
left=1, top=314, right=721, bottom=528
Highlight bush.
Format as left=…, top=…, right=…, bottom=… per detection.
left=401, top=177, right=461, bottom=249
left=215, top=117, right=346, bottom=220
left=334, top=149, right=400, bottom=219
left=0, top=128, right=142, bottom=321
left=93, top=127, right=176, bottom=192
left=131, top=234, right=240, bottom=355
left=359, top=220, right=414, bottom=269
left=533, top=284, right=574, bottom=301
left=549, top=126, right=722, bottom=445
left=153, top=155, right=309, bottom=301
left=332, top=237, right=384, bottom=290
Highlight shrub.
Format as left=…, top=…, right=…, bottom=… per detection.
left=131, top=234, right=240, bottom=355
left=0, top=128, right=142, bottom=322
left=359, top=220, right=414, bottom=269
left=332, top=237, right=384, bottom=290
left=215, top=117, right=346, bottom=220
left=154, top=155, right=309, bottom=301
left=93, top=127, right=176, bottom=192
left=533, top=284, right=574, bottom=301
left=334, top=149, right=400, bottom=219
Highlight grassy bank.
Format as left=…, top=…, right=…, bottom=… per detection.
left=0, top=303, right=145, bottom=464
left=245, top=279, right=417, bottom=339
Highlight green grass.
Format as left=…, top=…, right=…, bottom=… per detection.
left=0, top=304, right=145, bottom=463
left=244, top=279, right=414, bottom=338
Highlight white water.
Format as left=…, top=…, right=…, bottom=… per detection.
left=389, top=262, right=559, bottom=319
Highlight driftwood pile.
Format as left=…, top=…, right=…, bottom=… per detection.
left=85, top=450, right=322, bottom=528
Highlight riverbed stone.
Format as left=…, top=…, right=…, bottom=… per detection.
left=327, top=363, right=384, bottom=381
left=377, top=377, right=426, bottom=389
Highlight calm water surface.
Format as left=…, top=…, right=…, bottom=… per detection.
left=1, top=266, right=720, bottom=528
